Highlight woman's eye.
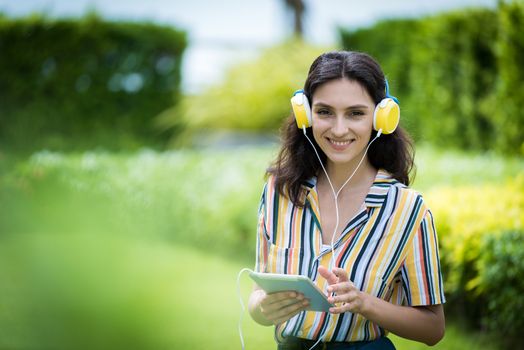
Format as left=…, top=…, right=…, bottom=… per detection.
left=316, top=109, right=331, bottom=116
left=349, top=110, right=365, bottom=117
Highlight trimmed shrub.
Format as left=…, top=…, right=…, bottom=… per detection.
left=409, top=9, right=498, bottom=150
left=339, top=19, right=420, bottom=134
left=340, top=2, right=523, bottom=155
left=487, top=1, right=524, bottom=154
left=478, top=230, right=524, bottom=348
left=0, top=13, right=187, bottom=151
left=156, top=39, right=331, bottom=146
left=425, top=176, right=524, bottom=347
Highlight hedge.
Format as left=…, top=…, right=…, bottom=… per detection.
left=156, top=39, right=332, bottom=146
left=479, top=230, right=524, bottom=348
left=425, top=176, right=524, bottom=347
left=340, top=1, right=524, bottom=155
left=490, top=1, right=524, bottom=155
left=0, top=13, right=187, bottom=151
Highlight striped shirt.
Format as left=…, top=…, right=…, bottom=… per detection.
left=255, top=170, right=445, bottom=342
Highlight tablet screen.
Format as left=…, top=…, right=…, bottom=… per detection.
left=249, top=272, right=332, bottom=312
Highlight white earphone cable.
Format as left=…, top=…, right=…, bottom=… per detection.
left=302, top=126, right=381, bottom=349
left=237, top=128, right=383, bottom=350
left=302, top=127, right=381, bottom=268
left=237, top=268, right=255, bottom=350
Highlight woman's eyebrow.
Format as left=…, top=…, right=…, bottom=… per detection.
left=313, top=102, right=370, bottom=110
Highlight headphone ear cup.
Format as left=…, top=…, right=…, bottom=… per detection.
left=291, top=91, right=312, bottom=129
left=373, top=98, right=400, bottom=134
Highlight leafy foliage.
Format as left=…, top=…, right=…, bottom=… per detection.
left=0, top=13, right=187, bottom=151
left=340, top=2, right=523, bottom=155
left=479, top=230, right=524, bottom=347
left=156, top=39, right=332, bottom=146
left=488, top=1, right=524, bottom=154
left=425, top=177, right=524, bottom=347
left=0, top=148, right=271, bottom=258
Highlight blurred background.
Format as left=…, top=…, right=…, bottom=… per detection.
left=0, top=0, right=523, bottom=349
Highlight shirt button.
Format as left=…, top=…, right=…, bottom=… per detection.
left=297, top=331, right=303, bottom=336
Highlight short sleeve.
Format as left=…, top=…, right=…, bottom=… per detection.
left=400, top=208, right=446, bottom=306
left=254, top=183, right=270, bottom=273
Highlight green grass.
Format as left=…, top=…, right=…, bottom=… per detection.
left=0, top=233, right=273, bottom=349
left=0, top=233, right=500, bottom=350
left=0, top=146, right=521, bottom=349
left=390, top=325, right=498, bottom=350
left=1, top=145, right=521, bottom=237
left=413, top=144, right=524, bottom=191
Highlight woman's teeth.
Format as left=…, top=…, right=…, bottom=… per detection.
left=329, top=139, right=352, bottom=146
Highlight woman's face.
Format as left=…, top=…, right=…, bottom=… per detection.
left=311, top=78, right=375, bottom=169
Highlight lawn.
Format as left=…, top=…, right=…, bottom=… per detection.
left=0, top=145, right=521, bottom=349
left=0, top=233, right=500, bottom=350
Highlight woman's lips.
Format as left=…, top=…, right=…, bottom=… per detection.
left=327, top=137, right=354, bottom=151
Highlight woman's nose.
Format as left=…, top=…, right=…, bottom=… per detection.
left=331, top=116, right=348, bottom=136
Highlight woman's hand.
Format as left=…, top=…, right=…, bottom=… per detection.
left=318, top=266, right=445, bottom=345
left=250, top=288, right=309, bottom=325
left=318, top=266, right=368, bottom=314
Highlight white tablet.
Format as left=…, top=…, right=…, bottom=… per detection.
left=249, top=272, right=332, bottom=312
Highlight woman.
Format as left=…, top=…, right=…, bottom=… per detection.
left=248, top=51, right=445, bottom=349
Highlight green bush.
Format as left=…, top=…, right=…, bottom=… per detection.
left=0, top=13, right=187, bottom=152
left=411, top=9, right=497, bottom=150
left=156, top=39, right=331, bottom=146
left=0, top=148, right=272, bottom=259
left=340, top=19, right=420, bottom=134
left=487, top=1, right=524, bottom=154
left=425, top=177, right=524, bottom=348
left=340, top=2, right=523, bottom=155
left=478, top=230, right=524, bottom=348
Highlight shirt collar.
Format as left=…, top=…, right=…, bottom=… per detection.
left=302, top=169, right=399, bottom=208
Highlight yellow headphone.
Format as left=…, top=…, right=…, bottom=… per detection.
left=290, top=79, right=400, bottom=135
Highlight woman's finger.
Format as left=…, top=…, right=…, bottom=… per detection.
left=329, top=303, right=352, bottom=314
left=264, top=291, right=304, bottom=306
left=327, top=281, right=354, bottom=294
left=272, top=299, right=309, bottom=324
left=328, top=290, right=358, bottom=304
left=274, top=298, right=309, bottom=318
left=332, top=267, right=350, bottom=282
left=262, top=296, right=303, bottom=313
left=318, top=265, right=338, bottom=284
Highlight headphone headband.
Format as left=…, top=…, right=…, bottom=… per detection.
left=385, top=78, right=399, bottom=105
left=290, top=79, right=400, bottom=135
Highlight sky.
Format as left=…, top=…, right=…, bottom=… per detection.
left=0, top=0, right=498, bottom=93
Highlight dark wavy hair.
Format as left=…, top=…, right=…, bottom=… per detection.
left=267, top=51, right=415, bottom=207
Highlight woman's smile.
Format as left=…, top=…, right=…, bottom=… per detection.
left=327, top=137, right=355, bottom=151
left=312, top=78, right=374, bottom=168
